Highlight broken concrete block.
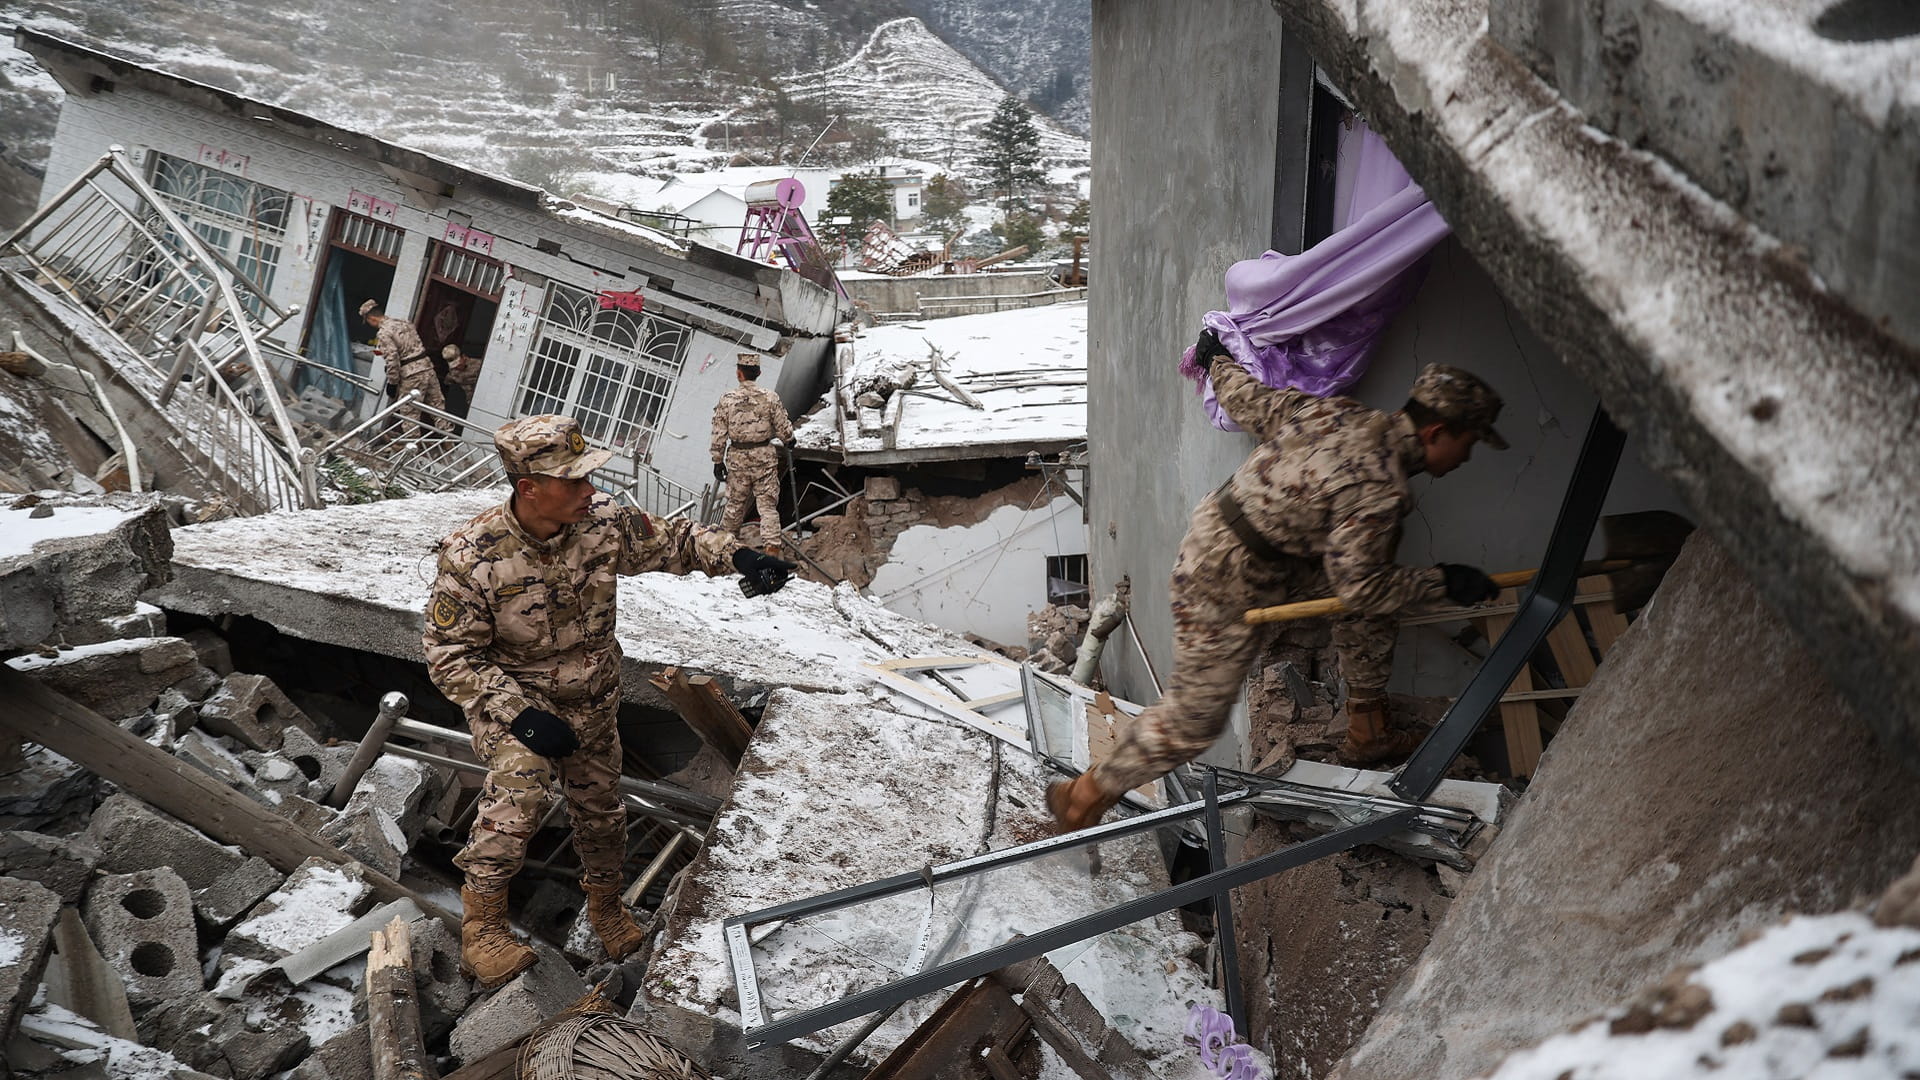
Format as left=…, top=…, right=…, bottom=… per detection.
left=242, top=725, right=350, bottom=805
left=194, top=856, right=284, bottom=930
left=197, top=672, right=320, bottom=751
left=43, top=907, right=137, bottom=1041
left=448, top=942, right=588, bottom=1064
left=226, top=858, right=372, bottom=963
left=149, top=686, right=199, bottom=743
left=87, top=793, right=246, bottom=894
left=864, top=474, right=902, bottom=501
left=270, top=791, right=342, bottom=834
left=173, top=728, right=260, bottom=793
left=0, top=496, right=172, bottom=651
left=0, top=744, right=100, bottom=831
left=287, top=1019, right=371, bottom=1080
left=101, top=601, right=166, bottom=639
left=180, top=628, right=234, bottom=677
left=318, top=805, right=408, bottom=878
left=0, top=877, right=63, bottom=1043
left=83, top=867, right=202, bottom=1012
left=139, top=973, right=312, bottom=1080
left=406, top=914, right=474, bottom=1040
left=520, top=879, right=587, bottom=952
left=5, top=636, right=204, bottom=719
left=0, top=829, right=101, bottom=903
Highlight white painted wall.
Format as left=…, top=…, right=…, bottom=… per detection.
left=868, top=493, right=1086, bottom=648
left=37, top=83, right=812, bottom=498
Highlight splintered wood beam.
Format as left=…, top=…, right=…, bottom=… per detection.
left=647, top=666, right=753, bottom=766
left=0, top=668, right=460, bottom=933
left=367, top=918, right=434, bottom=1080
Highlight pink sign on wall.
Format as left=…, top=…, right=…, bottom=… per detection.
left=597, top=289, right=645, bottom=313
left=347, top=190, right=398, bottom=223
left=443, top=222, right=496, bottom=256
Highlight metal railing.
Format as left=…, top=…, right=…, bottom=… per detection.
left=307, top=391, right=507, bottom=502
left=2, top=146, right=317, bottom=513
left=603, top=459, right=701, bottom=520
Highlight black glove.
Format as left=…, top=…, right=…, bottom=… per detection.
left=1193, top=327, right=1229, bottom=374
left=733, top=547, right=796, bottom=598
left=384, top=383, right=398, bottom=401
left=510, top=706, right=580, bottom=759
left=1437, top=563, right=1499, bottom=606
left=713, top=462, right=727, bottom=482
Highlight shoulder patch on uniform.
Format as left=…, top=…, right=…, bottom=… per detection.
left=430, top=592, right=461, bottom=630
left=635, top=510, right=655, bottom=538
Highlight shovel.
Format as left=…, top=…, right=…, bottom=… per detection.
left=1243, top=509, right=1694, bottom=625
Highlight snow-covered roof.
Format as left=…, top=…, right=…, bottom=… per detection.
left=794, top=301, right=1088, bottom=465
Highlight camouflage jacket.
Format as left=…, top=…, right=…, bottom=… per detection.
left=709, top=383, right=793, bottom=460
left=376, top=318, right=429, bottom=386
left=1214, top=364, right=1445, bottom=615
left=423, top=493, right=739, bottom=725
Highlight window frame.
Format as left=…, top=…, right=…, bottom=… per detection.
left=514, top=281, right=692, bottom=461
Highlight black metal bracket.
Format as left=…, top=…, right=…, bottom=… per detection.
left=1204, top=769, right=1246, bottom=1034
left=1390, top=406, right=1625, bottom=801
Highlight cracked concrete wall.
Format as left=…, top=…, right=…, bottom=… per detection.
left=1089, top=0, right=1682, bottom=711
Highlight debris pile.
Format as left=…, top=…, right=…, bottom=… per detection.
left=1025, top=602, right=1090, bottom=674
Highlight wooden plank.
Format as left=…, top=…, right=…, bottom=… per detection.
left=1478, top=589, right=1544, bottom=778
left=1580, top=575, right=1634, bottom=656
left=0, top=668, right=460, bottom=932
left=1544, top=609, right=1600, bottom=688
left=436, top=1045, right=519, bottom=1080
left=648, top=667, right=752, bottom=766
left=1402, top=590, right=1611, bottom=627
left=1500, top=686, right=1583, bottom=704
left=366, top=918, right=433, bottom=1080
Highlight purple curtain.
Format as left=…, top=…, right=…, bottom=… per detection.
left=1180, top=121, right=1451, bottom=431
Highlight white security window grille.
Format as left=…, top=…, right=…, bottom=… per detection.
left=433, top=243, right=505, bottom=300
left=332, top=210, right=405, bottom=263
left=517, top=281, right=691, bottom=458
left=149, top=152, right=290, bottom=302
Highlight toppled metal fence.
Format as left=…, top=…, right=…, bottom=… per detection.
left=2, top=146, right=316, bottom=513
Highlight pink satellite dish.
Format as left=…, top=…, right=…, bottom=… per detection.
left=744, top=177, right=805, bottom=209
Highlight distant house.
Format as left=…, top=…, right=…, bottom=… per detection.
left=827, top=163, right=927, bottom=225
left=9, top=27, right=847, bottom=501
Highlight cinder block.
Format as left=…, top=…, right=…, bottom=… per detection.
left=271, top=791, right=342, bottom=834
left=0, top=830, right=101, bottom=904
left=448, top=942, right=588, bottom=1064
left=406, top=915, right=474, bottom=1041
left=318, top=806, right=407, bottom=878
left=336, top=755, right=431, bottom=828
left=0, top=877, right=63, bottom=1042
left=83, top=868, right=202, bottom=1011
left=226, top=858, right=372, bottom=963
left=87, top=794, right=245, bottom=894
left=174, top=729, right=259, bottom=793
left=197, top=673, right=321, bottom=751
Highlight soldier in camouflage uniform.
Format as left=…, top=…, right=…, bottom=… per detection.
left=423, top=414, right=794, bottom=987
left=1049, top=339, right=1507, bottom=833
left=361, top=299, right=449, bottom=432
left=711, top=355, right=793, bottom=552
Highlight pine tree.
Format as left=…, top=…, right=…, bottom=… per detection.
left=922, top=173, right=971, bottom=238
left=826, top=172, right=894, bottom=238
left=975, top=96, right=1045, bottom=211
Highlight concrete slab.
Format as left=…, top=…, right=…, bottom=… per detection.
left=6, top=637, right=205, bottom=721
left=643, top=687, right=1230, bottom=1078
left=0, top=495, right=172, bottom=651
left=0, top=876, right=63, bottom=1044
left=82, top=867, right=201, bottom=1012
left=150, top=490, right=977, bottom=710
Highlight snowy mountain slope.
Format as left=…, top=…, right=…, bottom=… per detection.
left=775, top=16, right=1088, bottom=171
left=899, top=0, right=1090, bottom=135
left=0, top=0, right=1085, bottom=228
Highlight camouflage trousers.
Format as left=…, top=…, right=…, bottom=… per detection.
left=721, top=444, right=783, bottom=546
left=454, top=689, right=628, bottom=892
left=391, top=361, right=451, bottom=433
left=1091, top=501, right=1397, bottom=797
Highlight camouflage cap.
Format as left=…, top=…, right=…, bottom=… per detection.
left=1408, top=363, right=1508, bottom=450
left=358, top=299, right=381, bottom=318
left=735, top=352, right=761, bottom=370
left=493, top=415, right=613, bottom=479
left=442, top=344, right=461, bottom=361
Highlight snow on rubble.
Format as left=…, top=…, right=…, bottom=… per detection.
left=154, top=487, right=980, bottom=693
left=795, top=301, right=1088, bottom=459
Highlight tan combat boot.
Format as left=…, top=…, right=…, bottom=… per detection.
left=1046, top=772, right=1122, bottom=835
left=459, top=884, right=538, bottom=989
left=582, top=880, right=646, bottom=961
left=1339, top=699, right=1425, bottom=766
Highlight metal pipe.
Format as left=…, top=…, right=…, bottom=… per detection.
left=621, top=830, right=688, bottom=907
left=329, top=692, right=408, bottom=808
left=11, top=333, right=141, bottom=493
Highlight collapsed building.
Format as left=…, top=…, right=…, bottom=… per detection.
left=0, top=26, right=842, bottom=519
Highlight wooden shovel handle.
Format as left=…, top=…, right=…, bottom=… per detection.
left=1243, top=569, right=1541, bottom=625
